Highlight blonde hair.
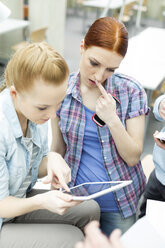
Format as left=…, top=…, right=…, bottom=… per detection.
left=4, top=42, right=69, bottom=93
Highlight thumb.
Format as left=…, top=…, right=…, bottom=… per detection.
left=56, top=190, right=72, bottom=202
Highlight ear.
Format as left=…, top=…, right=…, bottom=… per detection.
left=9, top=85, right=17, bottom=99
left=80, top=39, right=85, bottom=54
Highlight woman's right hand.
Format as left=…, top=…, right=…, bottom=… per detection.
left=37, top=190, right=79, bottom=215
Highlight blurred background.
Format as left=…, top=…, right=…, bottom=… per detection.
left=0, top=0, right=165, bottom=158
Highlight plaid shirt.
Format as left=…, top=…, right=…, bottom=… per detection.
left=57, top=72, right=149, bottom=218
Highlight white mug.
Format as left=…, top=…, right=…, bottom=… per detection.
left=0, top=2, right=11, bottom=22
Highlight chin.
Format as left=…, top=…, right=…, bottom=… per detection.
left=31, top=120, right=43, bottom=125
left=31, top=119, right=48, bottom=125
left=39, top=119, right=48, bottom=124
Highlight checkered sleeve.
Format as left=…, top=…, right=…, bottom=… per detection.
left=126, top=85, right=150, bottom=119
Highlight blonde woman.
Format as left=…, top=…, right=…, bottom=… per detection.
left=0, top=43, right=100, bottom=248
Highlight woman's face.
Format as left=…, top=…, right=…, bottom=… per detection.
left=11, top=77, right=67, bottom=124
left=79, top=45, right=123, bottom=88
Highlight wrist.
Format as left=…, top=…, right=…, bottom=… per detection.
left=48, top=151, right=61, bottom=161
left=106, top=115, right=119, bottom=128
left=32, top=194, right=45, bottom=210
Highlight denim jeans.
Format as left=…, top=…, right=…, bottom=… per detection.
left=100, top=211, right=136, bottom=236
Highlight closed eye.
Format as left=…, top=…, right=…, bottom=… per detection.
left=37, top=107, right=47, bottom=111
left=107, top=68, right=115, bottom=73
left=90, top=59, right=99, bottom=66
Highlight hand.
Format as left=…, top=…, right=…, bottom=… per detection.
left=159, top=98, right=165, bottom=120
left=95, top=82, right=117, bottom=125
left=37, top=190, right=79, bottom=215
left=75, top=221, right=123, bottom=248
left=153, top=131, right=165, bottom=150
left=43, top=152, right=71, bottom=192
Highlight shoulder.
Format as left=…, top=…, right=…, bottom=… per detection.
left=111, top=73, right=147, bottom=102
left=112, top=73, right=144, bottom=92
left=0, top=99, right=12, bottom=141
left=0, top=115, right=15, bottom=157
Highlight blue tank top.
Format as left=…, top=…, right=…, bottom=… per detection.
left=75, top=105, right=119, bottom=212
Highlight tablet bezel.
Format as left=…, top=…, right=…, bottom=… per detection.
left=67, top=180, right=132, bottom=201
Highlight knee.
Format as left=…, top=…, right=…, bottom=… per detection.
left=81, top=200, right=100, bottom=221
left=88, top=200, right=100, bottom=221
left=63, top=226, right=84, bottom=247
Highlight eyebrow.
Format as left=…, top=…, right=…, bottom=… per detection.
left=90, top=57, right=119, bottom=69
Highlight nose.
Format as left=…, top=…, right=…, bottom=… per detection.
left=95, top=68, right=105, bottom=82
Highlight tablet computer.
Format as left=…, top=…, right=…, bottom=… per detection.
left=63, top=180, right=132, bottom=201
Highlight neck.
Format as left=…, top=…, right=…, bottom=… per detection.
left=18, top=116, right=28, bottom=137
left=13, top=99, right=28, bottom=136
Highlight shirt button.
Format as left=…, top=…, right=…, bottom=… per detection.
left=104, top=157, right=107, bottom=159
left=102, top=140, right=104, bottom=143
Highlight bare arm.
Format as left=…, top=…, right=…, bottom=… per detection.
left=0, top=190, right=79, bottom=219
left=51, top=117, right=66, bottom=157
left=38, top=155, right=47, bottom=178
left=38, top=151, right=71, bottom=191
left=107, top=114, right=145, bottom=166
left=96, top=82, right=145, bottom=166
left=38, top=117, right=71, bottom=191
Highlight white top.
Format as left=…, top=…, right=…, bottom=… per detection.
left=0, top=18, right=29, bottom=35
left=117, top=27, right=165, bottom=91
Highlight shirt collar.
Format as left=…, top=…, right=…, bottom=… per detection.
left=67, top=72, right=121, bottom=105
left=67, top=71, right=82, bottom=102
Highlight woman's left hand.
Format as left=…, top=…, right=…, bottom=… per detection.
left=95, top=82, right=117, bottom=125
left=43, top=152, right=71, bottom=192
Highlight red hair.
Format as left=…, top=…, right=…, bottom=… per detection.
left=84, top=17, right=128, bottom=57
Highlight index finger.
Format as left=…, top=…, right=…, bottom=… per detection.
left=58, top=175, right=70, bottom=192
left=96, top=81, right=109, bottom=100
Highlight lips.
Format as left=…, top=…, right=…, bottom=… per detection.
left=42, top=118, right=49, bottom=122
left=89, top=79, right=96, bottom=85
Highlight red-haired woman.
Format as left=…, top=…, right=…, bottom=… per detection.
left=52, top=17, right=149, bottom=236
